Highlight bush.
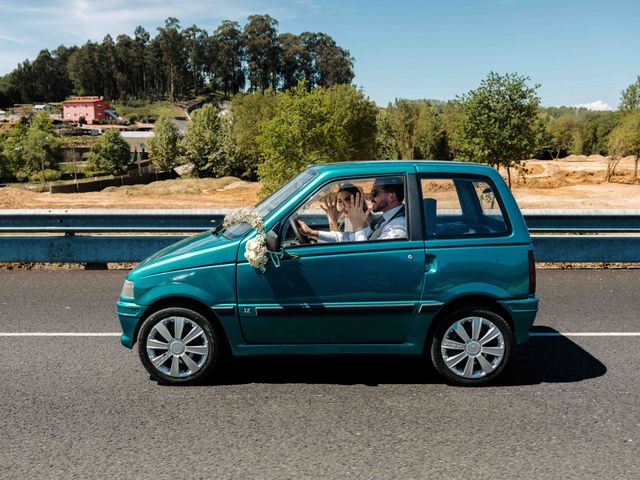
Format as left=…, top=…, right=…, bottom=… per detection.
left=29, top=168, right=61, bottom=183
left=85, top=129, right=131, bottom=175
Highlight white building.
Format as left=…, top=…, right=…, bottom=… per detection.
left=121, top=131, right=154, bottom=152
left=33, top=104, right=54, bottom=113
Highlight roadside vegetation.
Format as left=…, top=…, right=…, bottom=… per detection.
left=2, top=73, right=640, bottom=193
left=1, top=12, right=639, bottom=194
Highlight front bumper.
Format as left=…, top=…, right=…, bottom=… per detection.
left=116, top=299, right=146, bottom=348
left=498, top=296, right=539, bottom=344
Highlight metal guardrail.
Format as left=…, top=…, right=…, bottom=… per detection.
left=0, top=209, right=639, bottom=263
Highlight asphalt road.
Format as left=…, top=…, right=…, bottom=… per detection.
left=0, top=270, right=639, bottom=479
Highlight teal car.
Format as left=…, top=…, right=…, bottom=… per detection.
left=117, top=161, right=538, bottom=386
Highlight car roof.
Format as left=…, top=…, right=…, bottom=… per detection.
left=310, top=160, right=496, bottom=174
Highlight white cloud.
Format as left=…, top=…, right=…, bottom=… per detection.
left=571, top=100, right=612, bottom=111
left=24, top=0, right=266, bottom=42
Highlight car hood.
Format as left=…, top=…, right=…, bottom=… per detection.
left=129, top=230, right=241, bottom=279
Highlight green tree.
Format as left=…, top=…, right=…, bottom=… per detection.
left=0, top=134, right=8, bottom=179
left=180, top=104, right=223, bottom=177
left=67, top=41, right=101, bottom=96
left=243, top=15, right=281, bottom=91
left=299, top=32, right=354, bottom=88
left=441, top=101, right=461, bottom=158
left=148, top=115, right=181, bottom=171
left=607, top=110, right=640, bottom=181
left=85, top=129, right=131, bottom=176
left=278, top=33, right=305, bottom=90
left=2, top=117, right=30, bottom=179
left=322, top=83, right=377, bottom=162
left=257, top=82, right=377, bottom=195
left=156, top=17, right=187, bottom=100
left=215, top=114, right=252, bottom=178
left=385, top=99, right=421, bottom=159
left=619, top=76, right=640, bottom=111
left=210, top=21, right=245, bottom=95
left=454, top=72, right=540, bottom=187
left=379, top=99, right=449, bottom=160
left=573, top=110, right=620, bottom=155
left=532, top=111, right=553, bottom=159
left=0, top=73, right=19, bottom=107
left=415, top=102, right=448, bottom=159
left=31, top=111, right=55, bottom=134
left=229, top=90, right=278, bottom=179
left=2, top=114, right=60, bottom=183
left=182, top=25, right=209, bottom=95
left=375, top=109, right=399, bottom=160
left=547, top=113, right=578, bottom=159
left=22, top=129, right=61, bottom=185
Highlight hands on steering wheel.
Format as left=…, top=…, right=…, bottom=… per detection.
left=288, top=214, right=309, bottom=244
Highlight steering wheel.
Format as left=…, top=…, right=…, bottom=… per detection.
left=288, top=214, right=308, bottom=244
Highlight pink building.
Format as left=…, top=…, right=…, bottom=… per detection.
left=63, top=96, right=111, bottom=124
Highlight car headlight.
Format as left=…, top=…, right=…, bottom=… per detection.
left=121, top=279, right=134, bottom=299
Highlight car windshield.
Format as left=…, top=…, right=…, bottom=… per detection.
left=222, top=168, right=318, bottom=239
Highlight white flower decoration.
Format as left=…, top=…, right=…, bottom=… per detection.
left=221, top=207, right=269, bottom=272
left=245, top=235, right=269, bottom=272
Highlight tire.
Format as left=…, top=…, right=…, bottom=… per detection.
left=430, top=307, right=513, bottom=387
left=138, top=307, right=221, bottom=386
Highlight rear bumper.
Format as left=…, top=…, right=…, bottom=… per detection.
left=498, top=296, right=539, bottom=344
left=116, top=299, right=146, bottom=348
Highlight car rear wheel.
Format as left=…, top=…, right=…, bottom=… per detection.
left=430, top=308, right=513, bottom=386
left=138, top=307, right=220, bottom=385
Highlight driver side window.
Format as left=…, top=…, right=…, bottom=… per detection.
left=282, top=178, right=374, bottom=247
left=282, top=176, right=407, bottom=246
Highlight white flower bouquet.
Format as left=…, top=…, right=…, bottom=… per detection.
left=222, top=207, right=269, bottom=272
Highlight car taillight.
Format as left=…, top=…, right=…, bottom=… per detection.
left=528, top=250, right=536, bottom=295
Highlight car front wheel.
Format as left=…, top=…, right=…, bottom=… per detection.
left=430, top=308, right=513, bottom=386
left=138, top=307, right=220, bottom=385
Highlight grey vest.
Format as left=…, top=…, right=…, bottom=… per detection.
left=368, top=205, right=405, bottom=240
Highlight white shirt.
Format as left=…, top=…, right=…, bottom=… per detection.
left=317, top=204, right=407, bottom=243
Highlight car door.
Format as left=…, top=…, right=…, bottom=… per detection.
left=417, top=170, right=530, bottom=309
left=236, top=173, right=425, bottom=344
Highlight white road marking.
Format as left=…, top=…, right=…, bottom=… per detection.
left=0, top=332, right=120, bottom=336
left=0, top=332, right=639, bottom=337
left=531, top=332, right=640, bottom=337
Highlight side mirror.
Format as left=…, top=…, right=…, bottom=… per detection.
left=265, top=230, right=281, bottom=253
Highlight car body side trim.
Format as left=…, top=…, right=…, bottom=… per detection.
left=211, top=306, right=235, bottom=315
left=418, top=302, right=444, bottom=314
left=254, top=303, right=416, bottom=317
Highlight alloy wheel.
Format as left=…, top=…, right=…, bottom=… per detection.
left=145, top=316, right=210, bottom=378
left=440, top=316, right=505, bottom=379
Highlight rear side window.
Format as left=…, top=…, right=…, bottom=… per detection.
left=421, top=176, right=510, bottom=238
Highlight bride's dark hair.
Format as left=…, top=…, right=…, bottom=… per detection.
left=338, top=183, right=368, bottom=212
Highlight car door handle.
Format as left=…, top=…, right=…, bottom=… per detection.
left=425, top=254, right=438, bottom=274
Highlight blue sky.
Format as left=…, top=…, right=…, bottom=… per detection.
left=0, top=0, right=638, bottom=109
